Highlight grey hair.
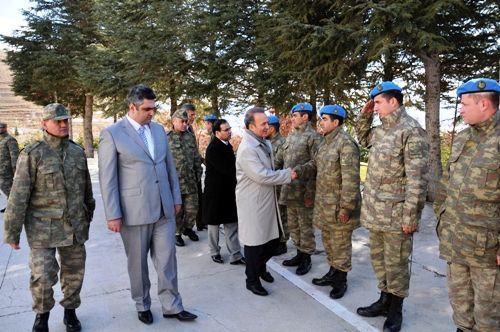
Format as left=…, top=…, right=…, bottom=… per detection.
left=127, top=84, right=156, bottom=106
left=244, top=107, right=266, bottom=129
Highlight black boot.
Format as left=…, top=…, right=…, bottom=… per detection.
left=312, top=266, right=337, bottom=286
left=64, top=309, right=82, bottom=332
left=330, top=271, right=347, bottom=299
left=283, top=250, right=302, bottom=266
left=383, top=294, right=403, bottom=332
left=356, top=291, right=391, bottom=317
left=32, top=312, right=49, bottom=332
left=296, top=253, right=311, bottom=275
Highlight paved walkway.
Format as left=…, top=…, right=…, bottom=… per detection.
left=0, top=159, right=454, bottom=331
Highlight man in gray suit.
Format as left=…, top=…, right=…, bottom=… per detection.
left=98, top=85, right=197, bottom=325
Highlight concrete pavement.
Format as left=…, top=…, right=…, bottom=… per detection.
left=0, top=159, right=454, bottom=331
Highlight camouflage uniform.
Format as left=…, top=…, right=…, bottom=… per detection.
left=3, top=131, right=95, bottom=313
left=270, top=132, right=289, bottom=245
left=276, top=122, right=323, bottom=254
left=167, top=130, right=203, bottom=235
left=296, top=127, right=361, bottom=272
left=0, top=130, right=20, bottom=197
left=356, top=107, right=428, bottom=298
left=434, top=111, right=500, bottom=332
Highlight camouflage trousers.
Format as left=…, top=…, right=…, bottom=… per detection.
left=29, top=243, right=86, bottom=313
left=321, top=225, right=354, bottom=272
left=0, top=178, right=13, bottom=197
left=447, top=262, right=500, bottom=332
left=176, top=193, right=198, bottom=235
left=278, top=204, right=289, bottom=244
left=287, top=206, right=315, bottom=254
left=369, top=230, right=412, bottom=298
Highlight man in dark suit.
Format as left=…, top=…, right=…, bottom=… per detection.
left=98, top=85, right=197, bottom=325
left=203, top=119, right=245, bottom=265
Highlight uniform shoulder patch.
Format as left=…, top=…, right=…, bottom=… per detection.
left=22, top=140, right=43, bottom=154
left=68, top=140, right=85, bottom=150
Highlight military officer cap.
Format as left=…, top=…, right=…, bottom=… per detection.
left=290, top=102, right=313, bottom=113
left=370, top=81, right=402, bottom=99
left=268, top=115, right=280, bottom=125
left=457, top=78, right=500, bottom=98
left=203, top=114, right=218, bottom=121
left=320, top=104, right=346, bottom=118
left=0, top=122, right=7, bottom=128
left=43, top=103, right=71, bottom=120
left=180, top=103, right=196, bottom=111
left=172, top=109, right=188, bottom=120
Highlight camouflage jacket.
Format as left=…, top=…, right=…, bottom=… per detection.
left=275, top=122, right=323, bottom=205
left=296, top=127, right=361, bottom=229
left=356, top=107, right=428, bottom=232
left=167, top=130, right=203, bottom=194
left=4, top=132, right=95, bottom=248
left=434, top=111, right=499, bottom=267
left=270, top=132, right=286, bottom=161
left=0, top=132, right=19, bottom=179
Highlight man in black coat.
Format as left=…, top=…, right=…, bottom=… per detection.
left=203, top=119, right=245, bottom=265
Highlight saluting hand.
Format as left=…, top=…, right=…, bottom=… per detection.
left=361, top=100, right=374, bottom=113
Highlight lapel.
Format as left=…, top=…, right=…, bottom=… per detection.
left=122, top=117, right=153, bottom=160
left=150, top=122, right=164, bottom=162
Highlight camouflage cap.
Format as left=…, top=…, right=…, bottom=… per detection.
left=172, top=109, right=188, bottom=120
left=0, top=122, right=7, bottom=128
left=43, top=103, right=71, bottom=121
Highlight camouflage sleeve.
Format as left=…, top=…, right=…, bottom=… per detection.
left=8, top=137, right=20, bottom=172
left=274, top=142, right=284, bottom=170
left=355, top=112, right=375, bottom=148
left=194, top=148, right=203, bottom=182
left=3, top=151, right=33, bottom=244
left=402, top=128, right=429, bottom=229
left=304, top=133, right=323, bottom=201
left=294, top=156, right=317, bottom=179
left=433, top=163, right=449, bottom=216
left=83, top=158, right=95, bottom=222
left=339, top=141, right=360, bottom=216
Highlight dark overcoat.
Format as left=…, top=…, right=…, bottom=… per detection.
left=203, top=138, right=238, bottom=225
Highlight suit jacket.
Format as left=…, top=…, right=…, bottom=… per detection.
left=98, top=117, right=182, bottom=225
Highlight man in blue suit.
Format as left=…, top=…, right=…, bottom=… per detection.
left=98, top=85, right=197, bottom=325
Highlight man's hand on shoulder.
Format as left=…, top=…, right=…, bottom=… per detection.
left=107, top=219, right=122, bottom=233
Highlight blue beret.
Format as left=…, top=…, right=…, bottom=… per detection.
left=268, top=115, right=280, bottom=125
left=319, top=104, right=346, bottom=118
left=290, top=102, right=313, bottom=113
left=203, top=114, right=218, bottom=121
left=370, top=81, right=402, bottom=99
left=457, top=78, right=500, bottom=98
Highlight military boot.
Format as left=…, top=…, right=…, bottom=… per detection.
left=383, top=294, right=403, bottom=332
left=296, top=253, right=312, bottom=275
left=356, top=291, right=391, bottom=317
left=283, top=250, right=302, bottom=266
left=64, top=309, right=82, bottom=332
left=32, top=312, right=49, bottom=332
left=312, top=266, right=337, bottom=286
left=330, top=271, right=347, bottom=299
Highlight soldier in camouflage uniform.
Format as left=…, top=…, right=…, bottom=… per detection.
left=267, top=115, right=288, bottom=255
left=168, top=110, right=203, bottom=246
left=295, top=105, right=361, bottom=300
left=3, top=104, right=95, bottom=332
left=355, top=82, right=428, bottom=332
left=0, top=122, right=19, bottom=207
left=434, top=78, right=500, bottom=332
left=275, top=102, right=323, bottom=275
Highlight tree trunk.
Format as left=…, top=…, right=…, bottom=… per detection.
left=67, top=103, right=73, bottom=140
left=210, top=90, right=220, bottom=117
left=84, top=93, right=94, bottom=158
left=422, top=53, right=442, bottom=202
left=169, top=78, right=177, bottom=116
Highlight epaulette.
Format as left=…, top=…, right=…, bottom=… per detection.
left=22, top=140, right=43, bottom=154
left=68, top=139, right=85, bottom=151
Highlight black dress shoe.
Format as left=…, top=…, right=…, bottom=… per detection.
left=138, top=310, right=153, bottom=325
left=246, top=283, right=268, bottom=296
left=260, top=271, right=274, bottom=283
left=230, top=257, right=246, bottom=265
left=0, top=208, right=5, bottom=213
left=211, top=254, right=224, bottom=264
left=64, top=309, right=82, bottom=332
left=175, top=234, right=185, bottom=246
left=182, top=228, right=199, bottom=241
left=163, top=310, right=197, bottom=321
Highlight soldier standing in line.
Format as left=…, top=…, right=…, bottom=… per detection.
left=434, top=78, right=500, bottom=332
left=354, top=81, right=428, bottom=332
left=295, top=105, right=361, bottom=299
left=3, top=104, right=95, bottom=332
left=267, top=115, right=288, bottom=255
left=0, top=122, right=19, bottom=210
left=275, top=102, right=323, bottom=275
left=168, top=110, right=203, bottom=246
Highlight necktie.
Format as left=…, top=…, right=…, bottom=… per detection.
left=138, top=126, right=148, bottom=147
